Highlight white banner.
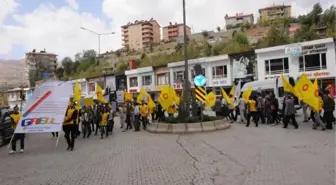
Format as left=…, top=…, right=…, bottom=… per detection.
left=14, top=81, right=72, bottom=133
left=116, top=90, right=123, bottom=102
left=105, top=76, right=116, bottom=91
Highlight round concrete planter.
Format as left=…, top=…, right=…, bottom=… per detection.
left=147, top=120, right=231, bottom=134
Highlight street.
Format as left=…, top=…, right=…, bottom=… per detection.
left=0, top=115, right=334, bottom=185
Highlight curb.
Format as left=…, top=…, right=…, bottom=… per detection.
left=147, top=120, right=231, bottom=134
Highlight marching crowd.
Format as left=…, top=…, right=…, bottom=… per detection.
left=6, top=89, right=335, bottom=154
left=213, top=90, right=335, bottom=130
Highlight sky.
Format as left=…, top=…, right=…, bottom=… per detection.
left=0, top=0, right=334, bottom=60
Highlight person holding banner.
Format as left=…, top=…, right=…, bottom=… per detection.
left=63, top=102, right=78, bottom=151
left=9, top=106, right=24, bottom=154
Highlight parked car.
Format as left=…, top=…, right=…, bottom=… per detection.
left=0, top=107, right=14, bottom=146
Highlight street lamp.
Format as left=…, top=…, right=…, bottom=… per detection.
left=80, top=27, right=115, bottom=55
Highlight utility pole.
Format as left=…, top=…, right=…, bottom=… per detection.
left=179, top=0, right=191, bottom=119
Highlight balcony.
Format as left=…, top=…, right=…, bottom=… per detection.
left=142, top=28, right=153, bottom=34
left=122, top=32, right=128, bottom=37
left=122, top=37, right=129, bottom=41
left=142, top=23, right=152, bottom=29
left=142, top=33, right=153, bottom=38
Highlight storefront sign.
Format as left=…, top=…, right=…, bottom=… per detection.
left=285, top=46, right=302, bottom=56
left=173, top=83, right=183, bottom=90
left=302, top=44, right=327, bottom=55
left=129, top=89, right=137, bottom=93
left=155, top=85, right=165, bottom=91
left=231, top=53, right=256, bottom=79
left=304, top=71, right=330, bottom=77
left=212, top=79, right=228, bottom=86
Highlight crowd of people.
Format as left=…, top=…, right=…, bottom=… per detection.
left=212, top=90, right=335, bottom=130
left=7, top=89, right=335, bottom=154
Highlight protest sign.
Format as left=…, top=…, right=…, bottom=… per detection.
left=14, top=81, right=72, bottom=133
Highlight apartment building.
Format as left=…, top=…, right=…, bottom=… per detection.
left=25, top=49, right=57, bottom=87
left=162, top=22, right=191, bottom=42
left=121, top=18, right=161, bottom=51
left=225, top=13, right=254, bottom=30
left=259, top=4, right=291, bottom=23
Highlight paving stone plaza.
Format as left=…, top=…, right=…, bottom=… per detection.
left=0, top=115, right=335, bottom=185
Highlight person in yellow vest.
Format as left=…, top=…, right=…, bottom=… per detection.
left=100, top=107, right=110, bottom=139
left=140, top=102, right=148, bottom=130
left=246, top=96, right=259, bottom=127
left=9, top=105, right=23, bottom=154
left=63, top=102, right=78, bottom=151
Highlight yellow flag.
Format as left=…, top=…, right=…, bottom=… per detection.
left=159, top=85, right=172, bottom=110
left=281, top=74, right=302, bottom=100
left=74, top=82, right=81, bottom=109
left=294, top=74, right=318, bottom=111
left=137, top=88, right=147, bottom=103
left=124, top=92, right=133, bottom=101
left=84, top=97, right=94, bottom=106
left=96, top=85, right=107, bottom=103
left=205, top=92, right=216, bottom=108
left=304, top=77, right=319, bottom=111
left=242, top=86, right=252, bottom=102
left=229, top=86, right=235, bottom=96
left=220, top=87, right=232, bottom=105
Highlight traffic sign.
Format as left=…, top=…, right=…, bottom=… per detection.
left=195, top=86, right=206, bottom=102
left=194, top=75, right=206, bottom=87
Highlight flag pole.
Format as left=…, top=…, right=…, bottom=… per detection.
left=55, top=132, right=61, bottom=147
left=7, top=134, right=15, bottom=149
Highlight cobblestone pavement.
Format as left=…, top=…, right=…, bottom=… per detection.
left=0, top=116, right=334, bottom=185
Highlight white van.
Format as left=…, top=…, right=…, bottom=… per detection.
left=240, top=77, right=299, bottom=110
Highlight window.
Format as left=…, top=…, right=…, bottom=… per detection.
left=130, top=77, right=138, bottom=87
left=212, top=65, right=227, bottom=79
left=191, top=68, right=205, bottom=77
left=142, top=75, right=152, bottom=86
left=157, top=73, right=169, bottom=85
left=174, top=71, right=184, bottom=83
left=88, top=83, right=95, bottom=92
left=299, top=53, right=327, bottom=72
left=264, top=57, right=289, bottom=75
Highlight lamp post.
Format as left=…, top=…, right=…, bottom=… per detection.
left=80, top=27, right=115, bottom=56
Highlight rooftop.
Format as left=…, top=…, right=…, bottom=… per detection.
left=121, top=18, right=160, bottom=28
left=225, top=13, right=253, bottom=19
left=259, top=4, right=291, bottom=11
left=25, top=51, right=57, bottom=56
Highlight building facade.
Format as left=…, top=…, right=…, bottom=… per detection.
left=25, top=50, right=57, bottom=87
left=153, top=65, right=170, bottom=100
left=256, top=38, right=336, bottom=90
left=225, top=13, right=254, bottom=30
left=259, top=4, right=291, bottom=23
left=167, top=55, right=232, bottom=96
left=125, top=67, right=155, bottom=96
left=162, top=22, right=191, bottom=42
left=121, top=18, right=161, bottom=51
left=68, top=78, right=88, bottom=98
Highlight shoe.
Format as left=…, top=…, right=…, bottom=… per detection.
left=322, top=128, right=326, bottom=131
left=9, top=150, right=16, bottom=154
left=20, top=149, right=24, bottom=153
left=66, top=146, right=71, bottom=150
left=312, top=127, right=317, bottom=130
left=100, top=136, right=103, bottom=139
left=70, top=147, right=74, bottom=151
left=122, top=130, right=126, bottom=132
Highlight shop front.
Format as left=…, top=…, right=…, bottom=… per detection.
left=153, top=65, right=170, bottom=100
left=256, top=38, right=336, bottom=91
